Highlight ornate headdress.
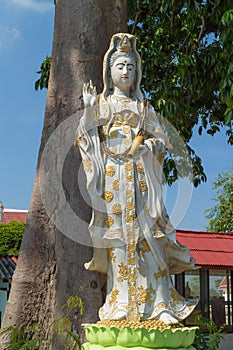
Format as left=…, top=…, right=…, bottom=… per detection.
left=102, top=33, right=143, bottom=101
left=109, top=34, right=136, bottom=66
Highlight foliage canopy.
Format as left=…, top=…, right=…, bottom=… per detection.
left=0, top=221, right=25, bottom=255
left=128, top=0, right=233, bottom=186
left=35, top=0, right=233, bottom=186
left=205, top=165, right=233, bottom=233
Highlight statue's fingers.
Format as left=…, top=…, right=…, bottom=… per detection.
left=93, top=86, right=97, bottom=97
left=90, top=80, right=93, bottom=89
left=86, top=81, right=90, bottom=92
left=84, top=81, right=90, bottom=93
left=83, top=86, right=87, bottom=97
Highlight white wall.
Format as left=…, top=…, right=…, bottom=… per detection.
left=219, top=333, right=233, bottom=350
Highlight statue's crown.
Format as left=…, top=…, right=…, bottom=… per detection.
left=118, top=35, right=131, bottom=52
left=109, top=34, right=135, bottom=66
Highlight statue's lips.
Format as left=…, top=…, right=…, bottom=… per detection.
left=121, top=75, right=129, bottom=79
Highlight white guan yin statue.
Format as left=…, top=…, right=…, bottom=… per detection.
left=76, top=33, right=198, bottom=324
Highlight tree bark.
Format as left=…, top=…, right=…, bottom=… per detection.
left=0, top=1, right=127, bottom=349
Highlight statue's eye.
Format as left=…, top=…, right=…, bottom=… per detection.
left=115, top=63, right=124, bottom=70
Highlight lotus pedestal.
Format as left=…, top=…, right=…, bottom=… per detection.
left=82, top=324, right=198, bottom=350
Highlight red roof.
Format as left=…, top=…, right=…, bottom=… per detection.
left=177, top=229, right=233, bottom=269
left=1, top=209, right=28, bottom=224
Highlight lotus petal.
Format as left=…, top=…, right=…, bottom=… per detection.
left=117, top=326, right=140, bottom=347
left=167, top=328, right=183, bottom=348
left=141, top=327, right=152, bottom=348
left=82, top=324, right=99, bottom=344
left=133, top=327, right=145, bottom=343
left=162, top=328, right=174, bottom=347
left=147, top=328, right=165, bottom=348
left=182, top=327, right=198, bottom=348
left=96, top=326, right=117, bottom=346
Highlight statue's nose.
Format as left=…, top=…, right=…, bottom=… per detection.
left=123, top=66, right=128, bottom=74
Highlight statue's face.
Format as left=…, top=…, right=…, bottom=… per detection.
left=110, top=56, right=136, bottom=92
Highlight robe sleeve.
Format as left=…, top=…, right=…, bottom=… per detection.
left=146, top=105, right=172, bottom=150
left=141, top=105, right=174, bottom=234
left=76, top=108, right=105, bottom=199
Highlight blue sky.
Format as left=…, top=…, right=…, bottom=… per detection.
left=0, top=0, right=232, bottom=231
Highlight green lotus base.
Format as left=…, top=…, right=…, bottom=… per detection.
left=82, top=324, right=198, bottom=349
left=82, top=343, right=196, bottom=350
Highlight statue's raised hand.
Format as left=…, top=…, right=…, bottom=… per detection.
left=83, top=80, right=97, bottom=108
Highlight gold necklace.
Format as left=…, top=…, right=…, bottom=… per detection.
left=110, top=94, right=135, bottom=109
left=98, top=97, right=148, bottom=160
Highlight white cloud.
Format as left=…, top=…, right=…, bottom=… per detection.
left=9, top=0, right=53, bottom=13
left=0, top=26, right=21, bottom=48
left=5, top=27, right=21, bottom=39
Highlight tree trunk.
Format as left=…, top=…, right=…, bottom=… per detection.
left=0, top=1, right=127, bottom=349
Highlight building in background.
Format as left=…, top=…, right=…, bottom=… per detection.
left=0, top=207, right=27, bottom=325
left=177, top=230, right=233, bottom=331
left=0, top=256, right=18, bottom=325
left=1, top=208, right=28, bottom=224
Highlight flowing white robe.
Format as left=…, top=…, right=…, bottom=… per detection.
left=76, top=96, right=197, bottom=322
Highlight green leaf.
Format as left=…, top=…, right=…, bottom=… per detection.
left=205, top=165, right=233, bottom=233
left=34, top=55, right=51, bottom=91
left=0, top=221, right=25, bottom=255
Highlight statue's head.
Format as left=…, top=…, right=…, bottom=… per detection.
left=102, top=33, right=143, bottom=101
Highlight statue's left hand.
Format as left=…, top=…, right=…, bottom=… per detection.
left=83, top=80, right=97, bottom=108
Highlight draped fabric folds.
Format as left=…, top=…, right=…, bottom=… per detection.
left=76, top=95, right=197, bottom=323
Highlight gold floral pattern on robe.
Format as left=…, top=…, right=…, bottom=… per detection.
left=77, top=97, right=198, bottom=323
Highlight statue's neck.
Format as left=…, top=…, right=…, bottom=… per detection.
left=112, top=86, right=131, bottom=99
